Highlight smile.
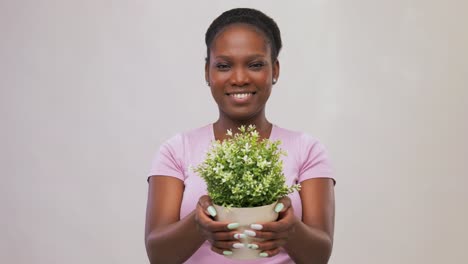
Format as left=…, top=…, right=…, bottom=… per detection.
left=226, top=92, right=257, bottom=98
left=229, top=92, right=255, bottom=98
left=226, top=92, right=256, bottom=103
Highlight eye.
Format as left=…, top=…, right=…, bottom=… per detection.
left=249, top=62, right=265, bottom=70
left=215, top=63, right=231, bottom=71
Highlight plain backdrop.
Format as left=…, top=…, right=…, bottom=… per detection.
left=1, top=0, right=467, bottom=263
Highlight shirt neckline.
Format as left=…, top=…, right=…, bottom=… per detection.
left=210, top=122, right=277, bottom=142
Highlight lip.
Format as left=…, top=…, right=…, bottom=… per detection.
left=225, top=91, right=256, bottom=95
left=226, top=92, right=255, bottom=104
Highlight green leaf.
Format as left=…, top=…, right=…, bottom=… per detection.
left=193, top=124, right=300, bottom=207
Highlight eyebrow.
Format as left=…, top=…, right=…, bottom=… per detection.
left=214, top=54, right=267, bottom=60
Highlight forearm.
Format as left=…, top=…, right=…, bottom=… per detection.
left=145, top=211, right=205, bottom=264
left=283, top=218, right=333, bottom=264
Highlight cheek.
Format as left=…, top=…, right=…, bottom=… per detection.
left=253, top=72, right=272, bottom=85
left=209, top=72, right=229, bottom=87
left=209, top=86, right=219, bottom=96
left=253, top=67, right=273, bottom=80
left=210, top=87, right=225, bottom=102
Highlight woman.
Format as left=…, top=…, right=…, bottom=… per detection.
left=145, top=8, right=336, bottom=264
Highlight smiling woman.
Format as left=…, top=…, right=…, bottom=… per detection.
left=206, top=23, right=278, bottom=123
left=145, top=8, right=336, bottom=264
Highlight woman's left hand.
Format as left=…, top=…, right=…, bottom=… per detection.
left=244, top=196, right=299, bottom=258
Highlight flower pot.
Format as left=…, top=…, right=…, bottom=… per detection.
left=213, top=202, right=279, bottom=260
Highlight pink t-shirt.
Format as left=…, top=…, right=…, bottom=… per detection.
left=147, top=123, right=335, bottom=264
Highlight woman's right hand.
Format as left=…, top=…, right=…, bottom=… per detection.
left=194, top=195, right=246, bottom=256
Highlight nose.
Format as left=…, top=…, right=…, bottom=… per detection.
left=230, top=66, right=249, bottom=87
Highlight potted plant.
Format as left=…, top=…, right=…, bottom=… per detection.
left=194, top=124, right=300, bottom=259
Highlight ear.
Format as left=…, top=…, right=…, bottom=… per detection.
left=205, top=58, right=210, bottom=84
left=273, top=59, right=280, bottom=82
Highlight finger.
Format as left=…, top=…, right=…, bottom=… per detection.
left=243, top=197, right=294, bottom=232
left=211, top=240, right=246, bottom=250
left=249, top=221, right=287, bottom=233
left=198, top=223, right=240, bottom=244
left=248, top=239, right=287, bottom=251
left=205, top=231, right=245, bottom=247
left=210, top=245, right=235, bottom=257
left=212, top=231, right=247, bottom=241
left=250, top=208, right=297, bottom=232
left=196, top=205, right=240, bottom=232
left=243, top=229, right=289, bottom=240
left=274, top=196, right=292, bottom=213
left=198, top=195, right=217, bottom=217
left=258, top=247, right=281, bottom=258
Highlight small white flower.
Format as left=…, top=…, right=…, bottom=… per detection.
left=251, top=130, right=259, bottom=137
left=244, top=142, right=250, bottom=152
left=194, top=124, right=298, bottom=208
left=257, top=160, right=271, bottom=169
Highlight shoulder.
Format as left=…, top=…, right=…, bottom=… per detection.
left=273, top=124, right=322, bottom=150
left=147, top=124, right=212, bottom=179
left=273, top=124, right=330, bottom=166
left=161, top=123, right=212, bottom=149
left=274, top=124, right=334, bottom=182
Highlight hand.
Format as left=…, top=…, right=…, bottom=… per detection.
left=243, top=196, right=299, bottom=258
left=194, top=195, right=247, bottom=256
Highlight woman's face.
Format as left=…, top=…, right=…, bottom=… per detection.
left=206, top=24, right=279, bottom=122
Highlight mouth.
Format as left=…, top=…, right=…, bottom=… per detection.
left=225, top=92, right=257, bottom=97
left=226, top=92, right=256, bottom=103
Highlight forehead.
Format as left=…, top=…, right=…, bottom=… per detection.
left=210, top=24, right=270, bottom=57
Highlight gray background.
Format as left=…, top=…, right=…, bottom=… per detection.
left=1, top=0, right=467, bottom=263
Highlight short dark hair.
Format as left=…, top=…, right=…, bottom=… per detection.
left=205, top=8, right=282, bottom=63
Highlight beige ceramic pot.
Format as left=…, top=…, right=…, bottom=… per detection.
left=213, top=202, right=279, bottom=260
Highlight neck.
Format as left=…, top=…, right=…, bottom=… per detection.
left=213, top=117, right=272, bottom=142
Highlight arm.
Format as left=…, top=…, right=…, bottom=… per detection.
left=283, top=178, right=335, bottom=264
left=145, top=176, right=244, bottom=263
left=246, top=178, right=335, bottom=264
left=144, top=176, right=205, bottom=264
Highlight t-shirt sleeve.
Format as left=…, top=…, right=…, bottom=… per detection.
left=147, top=133, right=185, bottom=182
left=298, top=134, right=336, bottom=185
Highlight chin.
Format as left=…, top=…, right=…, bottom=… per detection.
left=226, top=111, right=261, bottom=122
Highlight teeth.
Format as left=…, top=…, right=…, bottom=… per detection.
left=230, top=93, right=253, bottom=98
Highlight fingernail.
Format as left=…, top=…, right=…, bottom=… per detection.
left=244, top=230, right=256, bottom=237
left=234, top=233, right=246, bottom=239
left=207, top=206, right=217, bottom=217
left=227, top=223, right=239, bottom=230
left=259, top=252, right=268, bottom=257
left=232, top=243, right=244, bottom=249
left=248, top=243, right=259, bottom=250
left=274, top=203, right=284, bottom=213
left=223, top=250, right=233, bottom=256
left=250, top=224, right=263, bottom=230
